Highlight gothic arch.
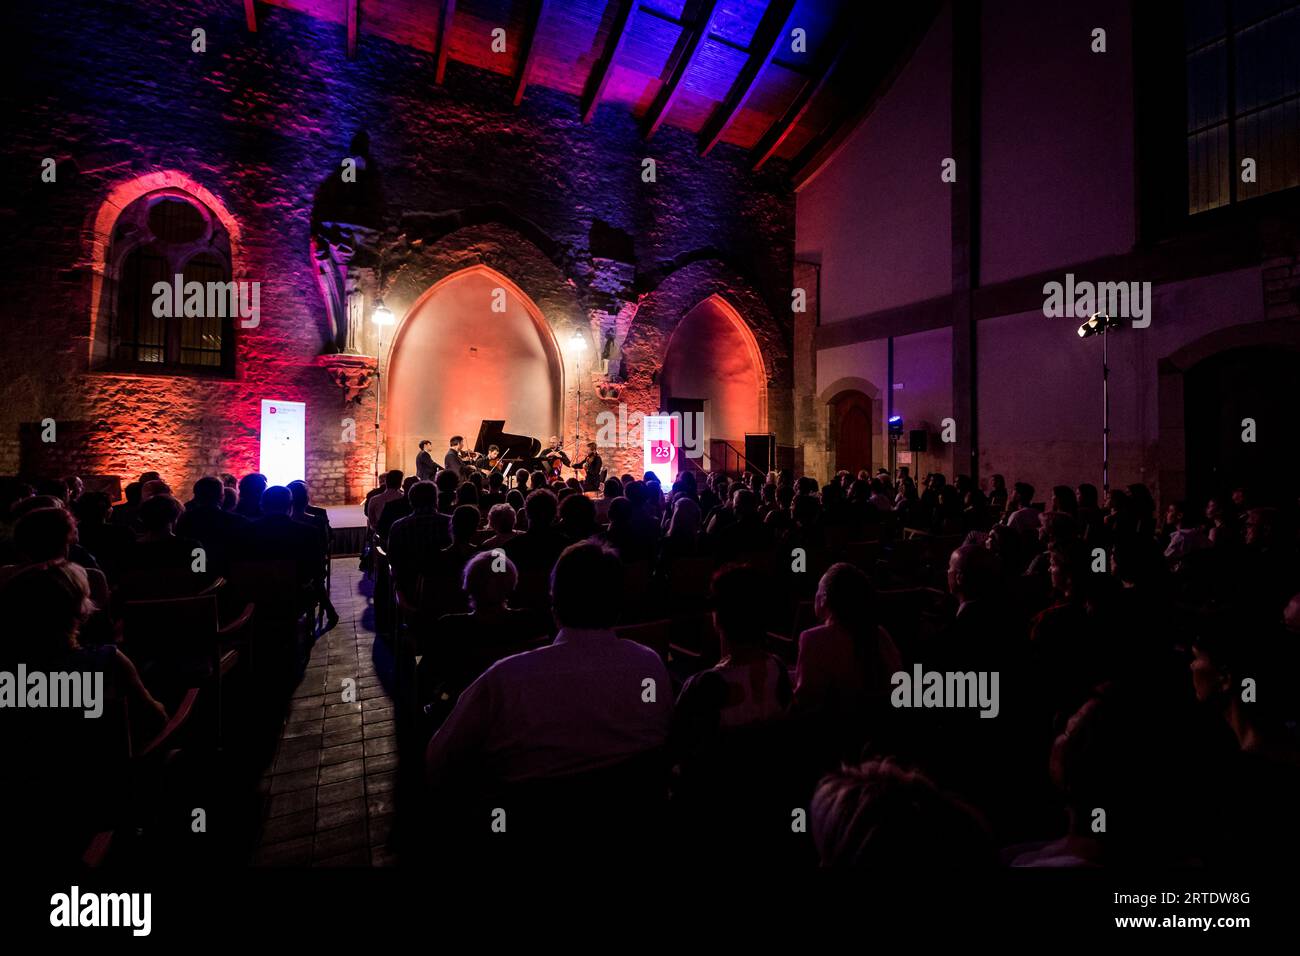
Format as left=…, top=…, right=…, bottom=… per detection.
left=382, top=264, right=565, bottom=476
left=621, top=259, right=791, bottom=444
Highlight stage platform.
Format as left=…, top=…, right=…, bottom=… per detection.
left=324, top=504, right=366, bottom=556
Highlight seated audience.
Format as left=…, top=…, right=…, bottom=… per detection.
left=176, top=476, right=249, bottom=576
left=418, top=551, right=544, bottom=722
left=794, top=563, right=901, bottom=736
left=243, top=485, right=324, bottom=597
left=71, top=491, right=134, bottom=581
left=480, top=502, right=520, bottom=550
left=425, top=541, right=672, bottom=785
left=671, top=564, right=792, bottom=761
left=387, top=480, right=451, bottom=595
left=234, top=473, right=268, bottom=520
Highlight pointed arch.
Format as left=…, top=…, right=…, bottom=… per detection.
left=383, top=264, right=565, bottom=475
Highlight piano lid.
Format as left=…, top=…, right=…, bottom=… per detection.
left=472, top=420, right=542, bottom=461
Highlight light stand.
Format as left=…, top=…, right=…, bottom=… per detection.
left=569, top=328, right=587, bottom=477
left=371, top=298, right=396, bottom=489
left=1077, top=312, right=1121, bottom=494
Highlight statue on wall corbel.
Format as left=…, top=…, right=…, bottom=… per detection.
left=593, top=326, right=626, bottom=401
left=313, top=227, right=359, bottom=354
left=344, top=279, right=364, bottom=355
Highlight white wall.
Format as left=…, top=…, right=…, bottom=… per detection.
left=795, top=4, right=952, bottom=322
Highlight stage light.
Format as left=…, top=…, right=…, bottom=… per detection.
left=371, top=298, right=395, bottom=327
left=569, top=328, right=588, bottom=351
left=1077, top=312, right=1118, bottom=338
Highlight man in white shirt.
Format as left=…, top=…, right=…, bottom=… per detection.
left=426, top=541, right=672, bottom=787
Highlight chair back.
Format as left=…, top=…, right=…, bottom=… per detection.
left=121, top=594, right=221, bottom=697
left=615, top=619, right=673, bottom=661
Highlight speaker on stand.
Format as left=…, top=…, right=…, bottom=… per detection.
left=744, top=433, right=775, bottom=476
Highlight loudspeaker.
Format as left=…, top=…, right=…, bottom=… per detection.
left=908, top=430, right=928, bottom=453
left=744, top=433, right=775, bottom=474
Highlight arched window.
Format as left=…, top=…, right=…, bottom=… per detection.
left=104, top=189, right=235, bottom=372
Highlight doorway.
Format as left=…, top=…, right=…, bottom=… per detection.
left=830, top=390, right=873, bottom=475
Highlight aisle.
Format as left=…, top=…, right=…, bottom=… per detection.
left=253, top=561, right=399, bottom=866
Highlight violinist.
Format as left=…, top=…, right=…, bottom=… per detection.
left=444, top=435, right=468, bottom=476
left=480, top=445, right=503, bottom=474
left=576, top=441, right=603, bottom=492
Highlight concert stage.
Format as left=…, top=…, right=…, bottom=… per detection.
left=324, top=505, right=366, bottom=556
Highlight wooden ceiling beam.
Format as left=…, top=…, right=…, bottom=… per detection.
left=435, top=0, right=457, bottom=84
left=641, top=0, right=718, bottom=140
left=697, top=0, right=797, bottom=156
left=789, top=3, right=942, bottom=190
left=512, top=0, right=550, bottom=106
left=750, top=15, right=859, bottom=171
left=580, top=0, right=637, bottom=124
left=346, top=0, right=359, bottom=59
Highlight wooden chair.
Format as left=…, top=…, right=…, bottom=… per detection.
left=841, top=539, right=883, bottom=573
left=764, top=599, right=816, bottom=666
left=228, top=559, right=314, bottom=696
left=667, top=610, right=719, bottom=669
left=664, top=555, right=715, bottom=614
left=373, top=542, right=396, bottom=637
left=509, top=567, right=552, bottom=613
left=114, top=566, right=215, bottom=607
left=615, top=618, right=673, bottom=661
left=121, top=593, right=249, bottom=749
left=620, top=560, right=653, bottom=620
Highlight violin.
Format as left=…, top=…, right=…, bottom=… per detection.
left=457, top=448, right=485, bottom=470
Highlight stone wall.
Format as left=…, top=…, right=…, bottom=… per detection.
left=3, top=0, right=795, bottom=502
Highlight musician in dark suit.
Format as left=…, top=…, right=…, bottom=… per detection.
left=444, top=436, right=467, bottom=476
left=576, top=441, right=603, bottom=492
left=416, top=440, right=437, bottom=481
left=541, top=435, right=569, bottom=479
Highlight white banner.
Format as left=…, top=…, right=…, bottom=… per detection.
left=259, top=399, right=306, bottom=487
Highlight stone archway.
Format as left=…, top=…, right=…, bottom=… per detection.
left=384, top=265, right=564, bottom=476
left=660, top=294, right=768, bottom=469
left=619, top=258, right=790, bottom=476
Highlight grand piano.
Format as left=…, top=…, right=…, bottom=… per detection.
left=471, top=419, right=543, bottom=476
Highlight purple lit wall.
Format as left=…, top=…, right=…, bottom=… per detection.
left=979, top=0, right=1136, bottom=284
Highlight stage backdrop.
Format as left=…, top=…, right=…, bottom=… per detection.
left=384, top=267, right=563, bottom=477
